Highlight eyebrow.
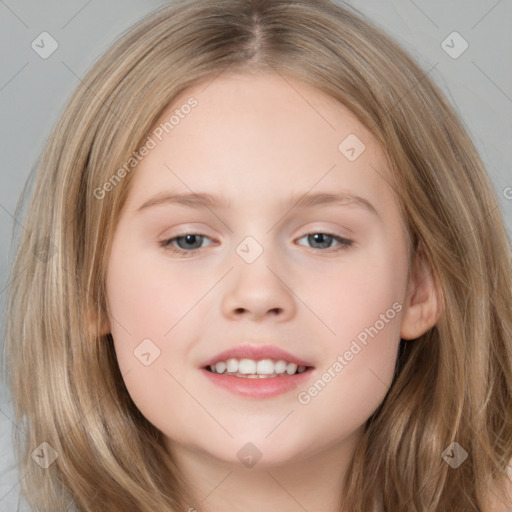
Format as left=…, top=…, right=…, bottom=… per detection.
left=136, top=190, right=378, bottom=216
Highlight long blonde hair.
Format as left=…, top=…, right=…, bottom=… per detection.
left=4, top=0, right=512, bottom=510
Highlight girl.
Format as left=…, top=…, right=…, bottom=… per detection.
left=4, top=0, right=512, bottom=511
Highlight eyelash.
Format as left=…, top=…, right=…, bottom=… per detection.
left=159, top=232, right=354, bottom=257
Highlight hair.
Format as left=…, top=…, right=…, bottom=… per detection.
left=4, top=0, right=512, bottom=510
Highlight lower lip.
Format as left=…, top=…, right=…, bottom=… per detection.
left=200, top=368, right=315, bottom=398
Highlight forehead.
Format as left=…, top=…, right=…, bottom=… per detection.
left=123, top=72, right=397, bottom=219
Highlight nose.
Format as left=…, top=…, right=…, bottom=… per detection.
left=221, top=249, right=297, bottom=322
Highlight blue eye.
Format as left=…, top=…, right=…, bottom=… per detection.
left=296, top=233, right=353, bottom=252
left=160, top=232, right=353, bottom=257
left=160, top=233, right=213, bottom=256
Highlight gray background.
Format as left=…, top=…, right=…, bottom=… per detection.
left=1, top=0, right=511, bottom=510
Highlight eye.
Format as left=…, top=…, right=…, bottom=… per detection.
left=159, top=233, right=214, bottom=256
left=159, top=231, right=354, bottom=257
left=296, top=232, right=353, bottom=252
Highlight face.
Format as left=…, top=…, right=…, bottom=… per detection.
left=104, top=72, right=413, bottom=468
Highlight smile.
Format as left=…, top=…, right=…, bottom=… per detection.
left=201, top=360, right=314, bottom=398
left=205, top=357, right=309, bottom=378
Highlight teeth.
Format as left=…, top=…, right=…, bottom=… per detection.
left=274, top=360, right=287, bottom=374
left=226, top=358, right=238, bottom=373
left=286, top=363, right=298, bottom=375
left=256, top=359, right=275, bottom=375
left=207, top=358, right=309, bottom=377
left=238, top=359, right=257, bottom=374
left=215, top=361, right=227, bottom=373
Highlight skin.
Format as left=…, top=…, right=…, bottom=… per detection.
left=102, top=71, right=440, bottom=511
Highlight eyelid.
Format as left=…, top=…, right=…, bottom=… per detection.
left=295, top=232, right=354, bottom=252
left=294, top=223, right=354, bottom=243
left=160, top=231, right=215, bottom=247
left=159, top=228, right=355, bottom=257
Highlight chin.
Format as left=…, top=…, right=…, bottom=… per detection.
left=224, top=437, right=311, bottom=469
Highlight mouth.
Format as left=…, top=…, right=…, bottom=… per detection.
left=199, top=344, right=315, bottom=398
left=203, top=358, right=313, bottom=378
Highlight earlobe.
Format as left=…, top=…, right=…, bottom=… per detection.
left=400, top=243, right=442, bottom=340
left=97, top=313, right=111, bottom=337
left=86, top=304, right=111, bottom=338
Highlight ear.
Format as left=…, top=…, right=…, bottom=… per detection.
left=86, top=302, right=111, bottom=338
left=400, top=242, right=442, bottom=340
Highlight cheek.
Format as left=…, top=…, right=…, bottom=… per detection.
left=105, top=242, right=209, bottom=345
left=296, top=241, right=407, bottom=433
left=307, top=241, right=407, bottom=348
left=104, top=240, right=200, bottom=416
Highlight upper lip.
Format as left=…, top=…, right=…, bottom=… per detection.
left=200, top=344, right=314, bottom=369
